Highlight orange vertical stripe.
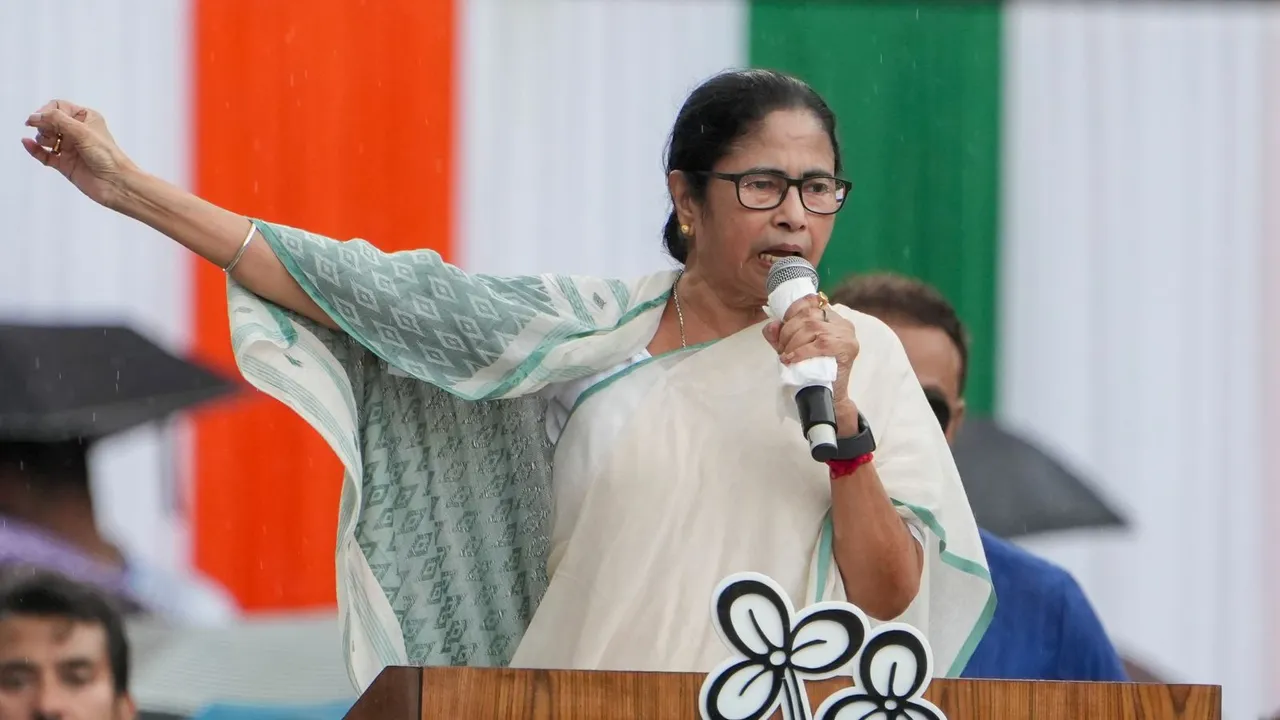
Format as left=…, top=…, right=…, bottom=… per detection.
left=190, top=0, right=455, bottom=611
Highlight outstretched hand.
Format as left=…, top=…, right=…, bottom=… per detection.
left=763, top=294, right=862, bottom=434
left=22, top=99, right=134, bottom=208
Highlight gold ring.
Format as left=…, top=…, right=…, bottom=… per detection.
left=51, top=134, right=63, bottom=156
left=817, top=291, right=830, bottom=309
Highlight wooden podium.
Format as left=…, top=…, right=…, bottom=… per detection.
left=344, top=666, right=1221, bottom=719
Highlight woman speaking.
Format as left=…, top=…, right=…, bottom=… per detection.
left=21, top=69, right=993, bottom=689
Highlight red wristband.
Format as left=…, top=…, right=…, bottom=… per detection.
left=827, top=452, right=874, bottom=481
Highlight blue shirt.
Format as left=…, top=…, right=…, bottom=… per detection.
left=962, top=530, right=1127, bottom=681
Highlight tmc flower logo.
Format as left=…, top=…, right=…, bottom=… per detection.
left=699, top=573, right=867, bottom=720
left=814, top=624, right=944, bottom=720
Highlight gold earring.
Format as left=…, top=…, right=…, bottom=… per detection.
left=680, top=224, right=693, bottom=238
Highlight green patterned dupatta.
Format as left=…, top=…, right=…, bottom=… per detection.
left=225, top=220, right=675, bottom=690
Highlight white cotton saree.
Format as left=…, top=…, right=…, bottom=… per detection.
left=226, top=220, right=995, bottom=693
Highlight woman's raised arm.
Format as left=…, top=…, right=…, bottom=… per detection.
left=22, top=99, right=335, bottom=329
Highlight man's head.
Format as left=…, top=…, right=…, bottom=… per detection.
left=830, top=273, right=968, bottom=445
left=0, top=573, right=134, bottom=720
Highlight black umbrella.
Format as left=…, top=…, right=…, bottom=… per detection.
left=950, top=417, right=1127, bottom=539
left=0, top=323, right=239, bottom=443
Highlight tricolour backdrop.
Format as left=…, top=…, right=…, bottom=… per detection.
left=1, top=2, right=1276, bottom=716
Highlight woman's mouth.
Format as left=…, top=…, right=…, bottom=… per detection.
left=757, top=248, right=804, bottom=265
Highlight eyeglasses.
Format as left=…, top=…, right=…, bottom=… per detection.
left=694, top=170, right=851, bottom=215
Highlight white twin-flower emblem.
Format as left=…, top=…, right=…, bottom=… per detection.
left=699, top=572, right=946, bottom=720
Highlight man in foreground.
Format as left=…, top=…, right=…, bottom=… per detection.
left=0, top=572, right=136, bottom=719
left=832, top=273, right=1127, bottom=681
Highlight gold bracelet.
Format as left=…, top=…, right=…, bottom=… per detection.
left=224, top=221, right=256, bottom=274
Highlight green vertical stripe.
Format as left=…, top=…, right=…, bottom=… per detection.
left=749, top=1, right=1002, bottom=415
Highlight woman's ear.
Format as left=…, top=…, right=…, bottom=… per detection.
left=668, top=170, right=699, bottom=230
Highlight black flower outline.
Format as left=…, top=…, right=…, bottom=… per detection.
left=814, top=623, right=946, bottom=720
left=699, top=572, right=867, bottom=720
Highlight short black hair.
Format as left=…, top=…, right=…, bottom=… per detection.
left=663, top=68, right=842, bottom=263
left=830, top=272, right=970, bottom=394
left=0, top=440, right=91, bottom=483
left=0, top=571, right=130, bottom=695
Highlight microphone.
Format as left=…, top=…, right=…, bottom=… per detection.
left=765, top=257, right=840, bottom=461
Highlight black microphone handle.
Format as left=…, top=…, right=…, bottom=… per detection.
left=795, top=384, right=838, bottom=461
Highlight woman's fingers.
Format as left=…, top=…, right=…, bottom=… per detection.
left=33, top=130, right=59, bottom=150
left=779, top=327, right=821, bottom=360
left=27, top=100, right=109, bottom=155
left=781, top=294, right=822, bottom=323
left=51, top=98, right=89, bottom=119
left=25, top=108, right=95, bottom=170
left=20, top=137, right=52, bottom=166
left=26, top=108, right=78, bottom=138
left=762, top=320, right=782, bottom=351
left=783, top=333, right=844, bottom=364
left=22, top=103, right=86, bottom=168
left=29, top=99, right=87, bottom=121
left=776, top=306, right=826, bottom=349
left=27, top=107, right=93, bottom=145
left=775, top=304, right=856, bottom=363
left=780, top=325, right=842, bottom=360
left=30, top=100, right=59, bottom=116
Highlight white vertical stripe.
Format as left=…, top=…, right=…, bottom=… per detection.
left=457, top=0, right=747, bottom=277
left=1002, top=3, right=1273, bottom=717
left=0, top=2, right=191, bottom=573
left=1262, top=11, right=1280, bottom=714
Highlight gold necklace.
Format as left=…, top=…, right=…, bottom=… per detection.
left=673, top=272, right=687, bottom=349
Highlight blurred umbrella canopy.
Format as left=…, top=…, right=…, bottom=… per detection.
left=0, top=323, right=238, bottom=444
left=951, top=417, right=1127, bottom=539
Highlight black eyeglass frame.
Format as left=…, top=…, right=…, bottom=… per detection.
left=691, top=170, right=853, bottom=216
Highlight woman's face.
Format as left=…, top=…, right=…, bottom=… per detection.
left=671, top=108, right=839, bottom=307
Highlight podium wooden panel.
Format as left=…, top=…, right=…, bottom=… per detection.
left=344, top=666, right=1221, bottom=720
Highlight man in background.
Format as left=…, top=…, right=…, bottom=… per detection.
left=0, top=572, right=136, bottom=720
left=832, top=273, right=1127, bottom=681
left=0, top=324, right=239, bottom=626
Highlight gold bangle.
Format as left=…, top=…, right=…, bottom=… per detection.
left=224, top=221, right=256, bottom=274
